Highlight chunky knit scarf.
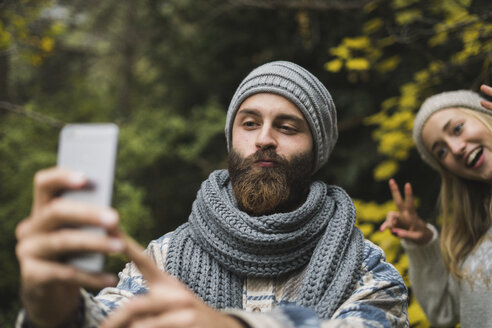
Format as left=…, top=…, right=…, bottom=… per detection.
left=165, top=170, right=364, bottom=319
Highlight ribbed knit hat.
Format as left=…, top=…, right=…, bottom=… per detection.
left=225, top=61, right=337, bottom=173
left=413, top=89, right=490, bottom=170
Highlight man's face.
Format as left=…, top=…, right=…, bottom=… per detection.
left=228, top=93, right=314, bottom=215
left=231, top=93, right=313, bottom=163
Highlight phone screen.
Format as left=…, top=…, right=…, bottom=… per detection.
left=57, top=123, right=119, bottom=272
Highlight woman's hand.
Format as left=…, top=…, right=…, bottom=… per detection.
left=379, top=179, right=433, bottom=245
left=480, top=84, right=492, bottom=110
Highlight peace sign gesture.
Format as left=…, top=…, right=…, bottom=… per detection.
left=379, top=179, right=433, bottom=245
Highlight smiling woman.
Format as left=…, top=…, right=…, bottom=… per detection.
left=380, top=85, right=492, bottom=328
left=421, top=108, right=492, bottom=184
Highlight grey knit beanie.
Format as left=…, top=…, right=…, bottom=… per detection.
left=413, top=89, right=490, bottom=170
left=225, top=61, right=337, bottom=173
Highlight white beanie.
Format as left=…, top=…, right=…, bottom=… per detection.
left=413, top=90, right=490, bottom=170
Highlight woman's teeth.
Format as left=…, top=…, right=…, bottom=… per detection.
left=467, top=147, right=483, bottom=167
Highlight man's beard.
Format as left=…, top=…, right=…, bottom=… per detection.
left=227, top=148, right=313, bottom=216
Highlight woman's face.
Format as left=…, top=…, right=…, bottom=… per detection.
left=422, top=108, right=492, bottom=184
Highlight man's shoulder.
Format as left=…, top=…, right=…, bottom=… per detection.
left=360, top=238, right=405, bottom=284
left=361, top=238, right=386, bottom=263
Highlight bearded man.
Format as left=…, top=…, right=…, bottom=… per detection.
left=16, top=61, right=409, bottom=328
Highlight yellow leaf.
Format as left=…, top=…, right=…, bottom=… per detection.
left=343, top=36, right=371, bottom=50
left=353, top=200, right=396, bottom=223
left=370, top=229, right=401, bottom=260
left=414, top=70, right=429, bottom=83
left=357, top=223, right=374, bottom=237
left=363, top=18, right=383, bottom=34
left=428, top=31, right=448, bottom=47
left=346, top=58, right=370, bottom=71
left=395, top=9, right=422, bottom=25
left=391, top=0, right=419, bottom=9
left=51, top=21, right=66, bottom=35
left=457, top=0, right=472, bottom=6
left=376, top=56, right=401, bottom=73
left=363, top=1, right=379, bottom=13
left=364, top=112, right=387, bottom=125
left=393, top=253, right=409, bottom=276
left=329, top=45, right=350, bottom=59
left=377, top=36, right=396, bottom=48
left=462, top=27, right=479, bottom=43
left=374, top=160, right=398, bottom=181
left=428, top=61, right=444, bottom=73
left=324, top=59, right=343, bottom=73
left=408, top=295, right=431, bottom=327
left=0, top=30, right=12, bottom=49
left=377, top=131, right=413, bottom=157
left=381, top=97, right=399, bottom=111
left=40, top=37, right=54, bottom=52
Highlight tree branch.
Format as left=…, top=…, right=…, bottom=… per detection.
left=0, top=101, right=65, bottom=128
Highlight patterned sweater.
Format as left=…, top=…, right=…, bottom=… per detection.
left=17, top=232, right=409, bottom=328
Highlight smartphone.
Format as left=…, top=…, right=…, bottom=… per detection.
left=57, top=123, right=119, bottom=272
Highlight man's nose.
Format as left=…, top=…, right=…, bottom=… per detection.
left=255, top=126, right=277, bottom=150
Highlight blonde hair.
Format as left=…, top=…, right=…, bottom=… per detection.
left=438, top=108, right=492, bottom=279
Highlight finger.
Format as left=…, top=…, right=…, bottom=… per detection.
left=101, top=295, right=162, bottom=328
left=33, top=168, right=87, bottom=214
left=123, top=309, right=200, bottom=328
left=391, top=228, right=424, bottom=242
left=388, top=179, right=404, bottom=211
left=481, top=100, right=492, bottom=111
left=379, top=212, right=399, bottom=231
left=19, top=199, right=118, bottom=238
left=21, top=258, right=117, bottom=289
left=17, top=229, right=125, bottom=261
left=480, top=85, right=492, bottom=110
left=123, top=235, right=167, bottom=284
left=480, top=84, right=492, bottom=98
left=403, top=182, right=416, bottom=215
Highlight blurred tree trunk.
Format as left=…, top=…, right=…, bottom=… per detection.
left=117, top=0, right=137, bottom=118
left=0, top=52, right=9, bottom=101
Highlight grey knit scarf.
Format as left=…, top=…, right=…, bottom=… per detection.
left=165, top=169, right=364, bottom=319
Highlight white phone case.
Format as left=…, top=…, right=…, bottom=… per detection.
left=57, top=123, right=118, bottom=272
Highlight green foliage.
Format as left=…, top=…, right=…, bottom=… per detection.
left=1, top=0, right=491, bottom=326
left=325, top=0, right=491, bottom=325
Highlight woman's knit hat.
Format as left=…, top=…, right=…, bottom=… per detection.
left=413, top=89, right=490, bottom=170
left=225, top=61, right=337, bottom=173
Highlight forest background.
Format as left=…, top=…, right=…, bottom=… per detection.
left=1, top=0, right=491, bottom=327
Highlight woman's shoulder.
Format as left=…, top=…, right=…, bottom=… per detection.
left=461, top=228, right=492, bottom=289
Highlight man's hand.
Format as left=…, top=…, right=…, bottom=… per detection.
left=101, top=236, right=245, bottom=328
left=480, top=84, right=492, bottom=110
left=15, top=167, right=124, bottom=327
left=379, top=179, right=433, bottom=245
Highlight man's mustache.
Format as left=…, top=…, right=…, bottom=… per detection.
left=244, top=149, right=289, bottom=167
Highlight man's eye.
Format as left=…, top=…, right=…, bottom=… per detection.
left=279, top=125, right=297, bottom=133
left=243, top=121, right=256, bottom=127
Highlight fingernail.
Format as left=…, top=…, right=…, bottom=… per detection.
left=109, top=238, right=124, bottom=252
left=100, top=211, right=118, bottom=226
left=69, top=172, right=86, bottom=185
